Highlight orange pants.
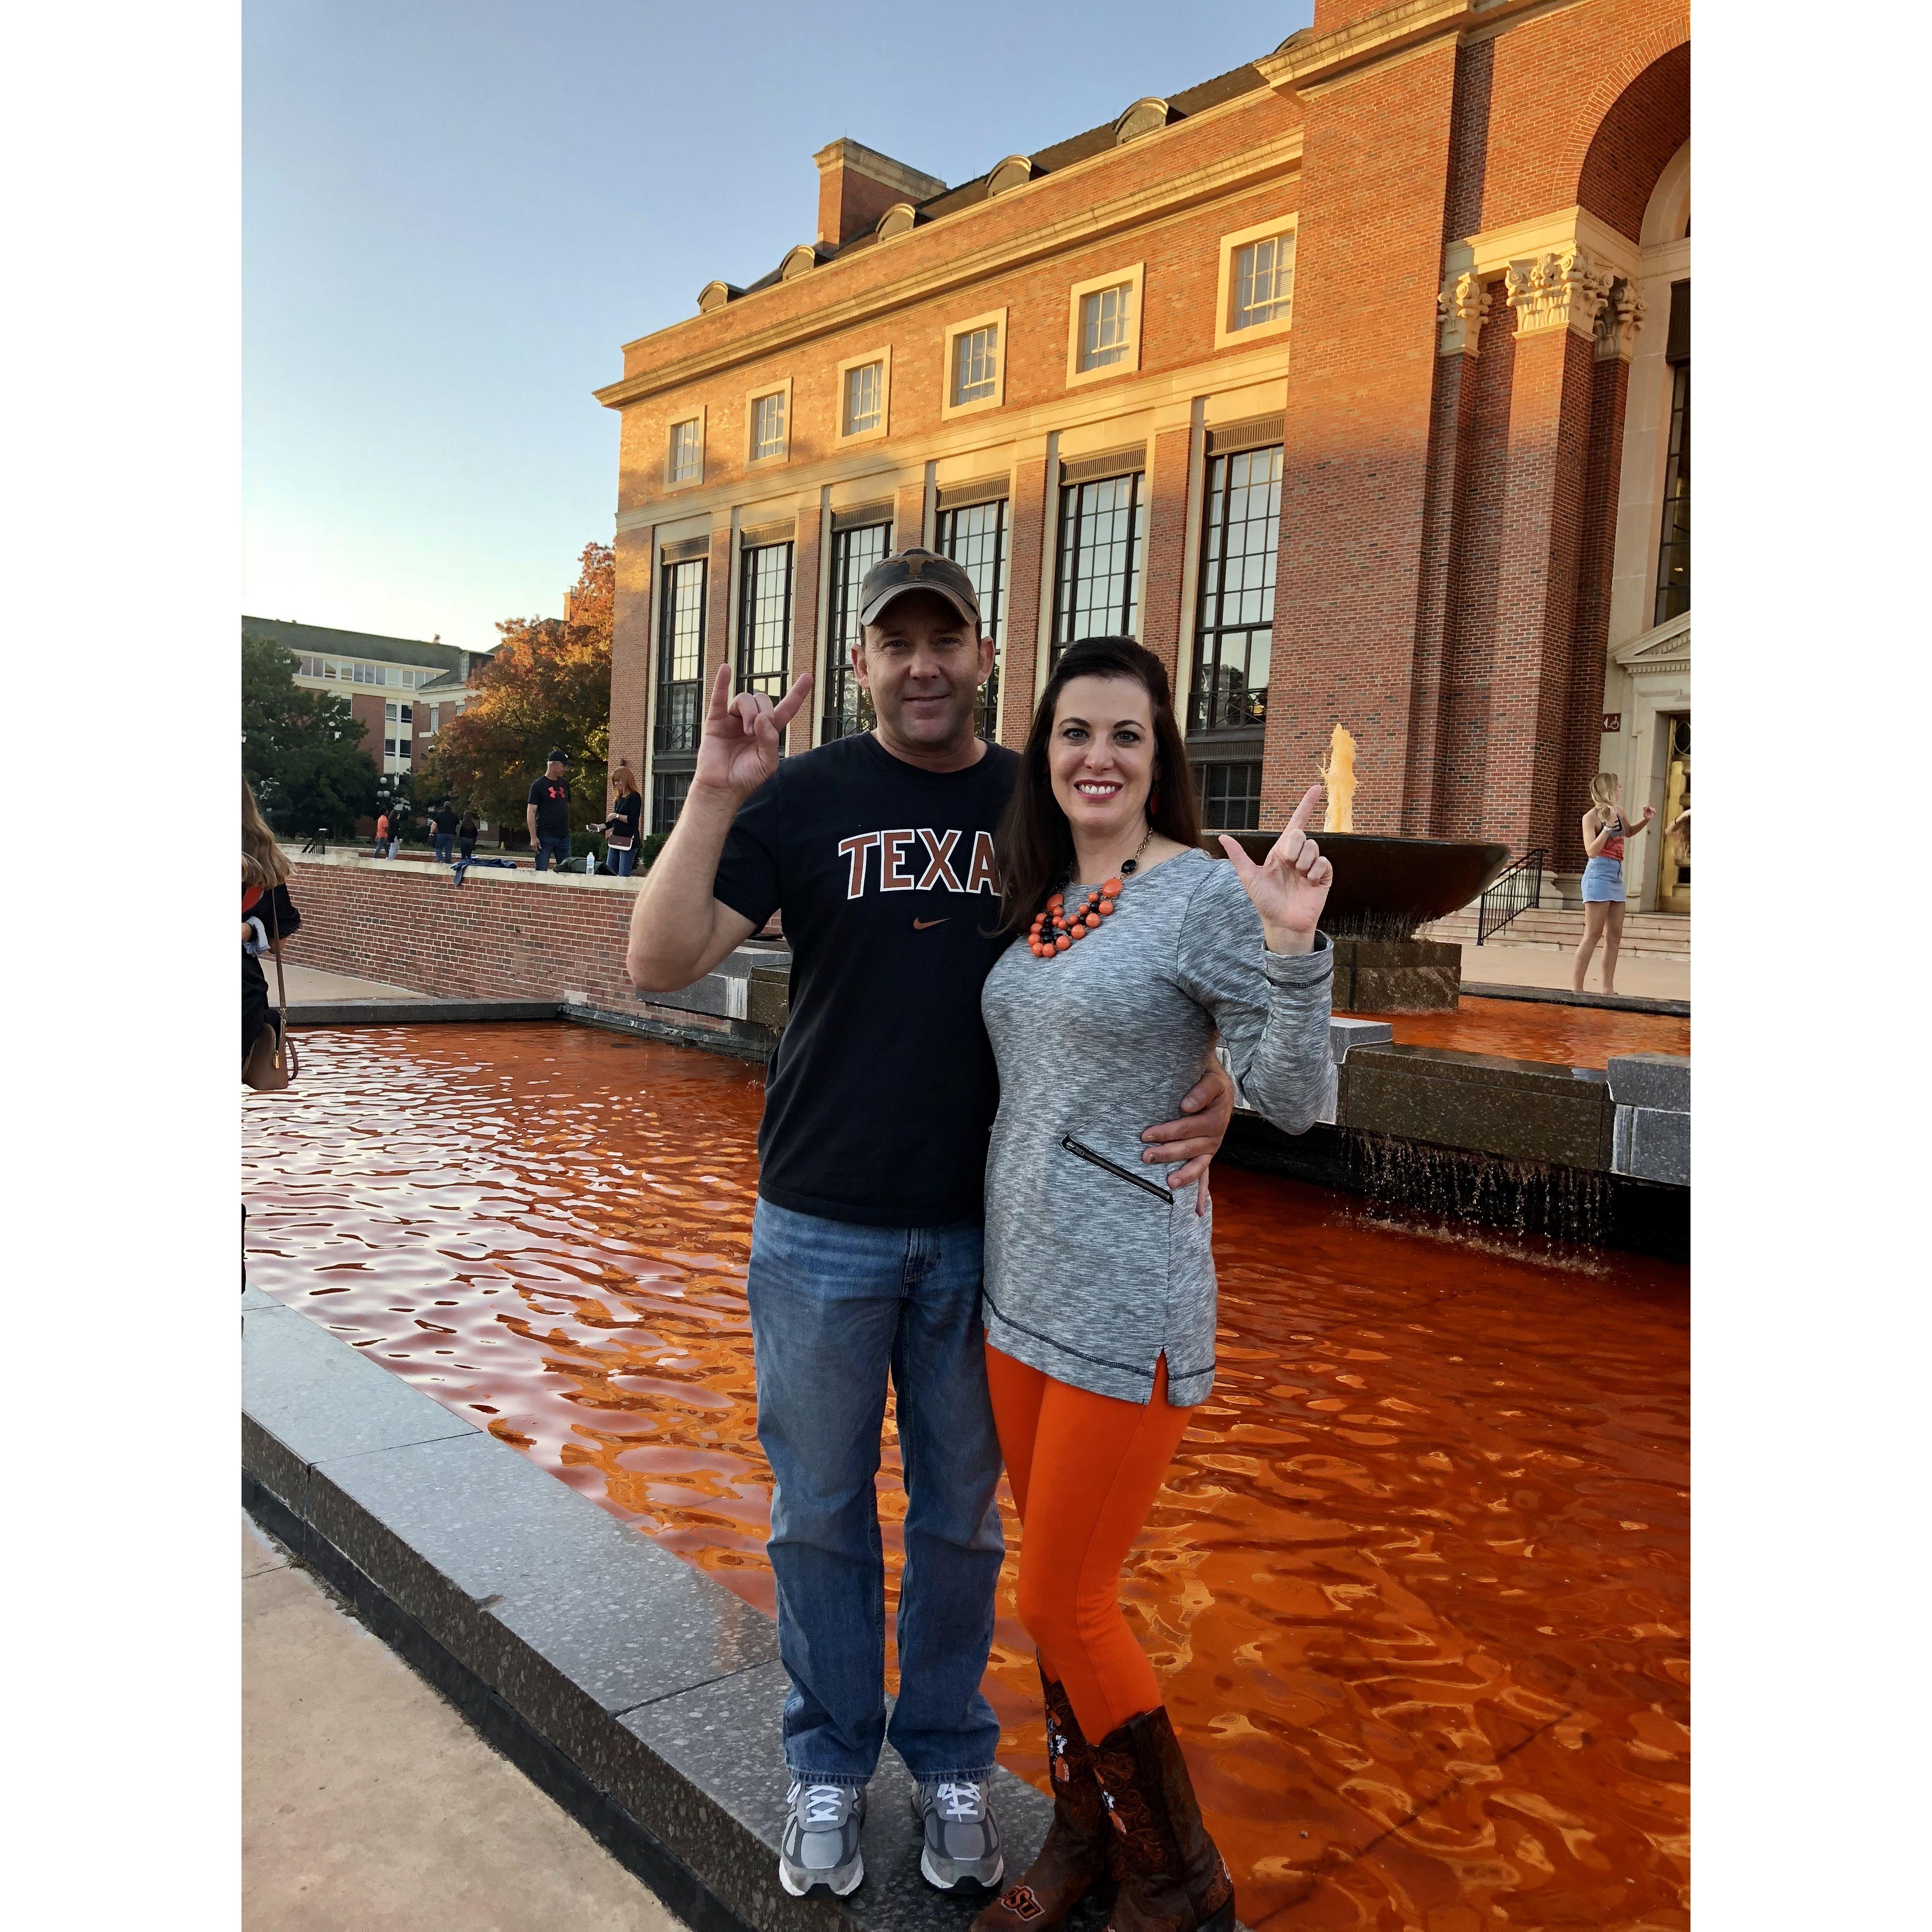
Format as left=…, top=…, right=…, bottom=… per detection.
left=985, top=1343, right=1194, bottom=1745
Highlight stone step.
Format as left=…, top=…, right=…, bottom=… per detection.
left=1421, top=908, right=1691, bottom=958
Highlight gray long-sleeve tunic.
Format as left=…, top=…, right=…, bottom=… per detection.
left=980, top=849, right=1335, bottom=1409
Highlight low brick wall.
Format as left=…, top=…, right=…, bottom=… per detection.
left=285, top=854, right=642, bottom=1008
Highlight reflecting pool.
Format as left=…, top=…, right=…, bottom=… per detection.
left=244, top=1023, right=1688, bottom=1928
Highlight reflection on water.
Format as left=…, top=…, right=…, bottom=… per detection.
left=244, top=1024, right=1688, bottom=1929
left=1368, top=994, right=1689, bottom=1069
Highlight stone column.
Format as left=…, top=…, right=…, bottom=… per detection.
left=787, top=501, right=823, bottom=756
left=1402, top=272, right=1492, bottom=833
left=997, top=446, right=1052, bottom=748
left=1479, top=247, right=1614, bottom=861
left=1138, top=421, right=1195, bottom=692
left=608, top=522, right=656, bottom=792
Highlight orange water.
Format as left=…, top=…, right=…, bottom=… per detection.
left=244, top=1024, right=1688, bottom=1928
left=1358, top=995, right=1689, bottom=1069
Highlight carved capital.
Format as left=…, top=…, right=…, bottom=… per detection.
left=1594, top=276, right=1646, bottom=362
left=1437, top=271, right=1491, bottom=357
left=1505, top=247, right=1614, bottom=341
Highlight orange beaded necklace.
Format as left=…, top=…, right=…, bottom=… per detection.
left=1027, top=828, right=1152, bottom=960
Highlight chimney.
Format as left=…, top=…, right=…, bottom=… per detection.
left=813, top=139, right=946, bottom=248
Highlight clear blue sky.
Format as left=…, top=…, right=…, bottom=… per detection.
left=243, top=0, right=1312, bottom=653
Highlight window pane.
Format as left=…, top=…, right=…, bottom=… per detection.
left=843, top=362, right=882, bottom=435
left=1052, top=473, right=1147, bottom=661
left=737, top=541, right=793, bottom=703
left=1196, top=761, right=1262, bottom=830
left=751, top=391, right=786, bottom=460
left=824, top=522, right=888, bottom=741
left=1233, top=232, right=1294, bottom=330
left=938, top=497, right=1010, bottom=736
left=1189, top=446, right=1281, bottom=732
left=1654, top=362, right=1690, bottom=623
left=953, top=325, right=999, bottom=404
left=655, top=556, right=706, bottom=753
left=669, top=418, right=702, bottom=482
left=652, top=768, right=691, bottom=832
left=1080, top=283, right=1132, bottom=369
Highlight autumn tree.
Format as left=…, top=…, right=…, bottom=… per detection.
left=418, top=541, right=614, bottom=834
left=242, top=632, right=380, bottom=835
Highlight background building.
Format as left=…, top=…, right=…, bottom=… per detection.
left=598, top=0, right=1689, bottom=909
left=242, top=617, right=490, bottom=781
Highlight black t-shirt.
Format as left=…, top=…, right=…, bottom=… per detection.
left=432, top=805, right=459, bottom=835
left=528, top=776, right=571, bottom=839
left=713, top=733, right=1020, bottom=1228
left=607, top=791, right=643, bottom=843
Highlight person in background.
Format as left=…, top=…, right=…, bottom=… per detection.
left=431, top=798, right=460, bottom=864
left=602, top=763, right=644, bottom=877
left=458, top=807, right=480, bottom=861
left=243, top=778, right=301, bottom=1076
left=527, top=749, right=572, bottom=871
left=1572, top=771, right=1655, bottom=996
left=371, top=806, right=391, bottom=859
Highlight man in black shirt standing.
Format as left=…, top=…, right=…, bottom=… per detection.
left=430, top=799, right=460, bottom=865
left=526, top=749, right=572, bottom=872
left=625, top=551, right=1232, bottom=1902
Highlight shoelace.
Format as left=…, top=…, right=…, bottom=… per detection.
left=799, top=1784, right=847, bottom=1828
left=932, top=1780, right=984, bottom=1823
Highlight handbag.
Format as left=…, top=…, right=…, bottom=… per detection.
left=242, top=892, right=299, bottom=1092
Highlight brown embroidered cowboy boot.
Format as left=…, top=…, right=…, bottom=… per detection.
left=973, top=1668, right=1117, bottom=1931
left=1090, top=1706, right=1236, bottom=1932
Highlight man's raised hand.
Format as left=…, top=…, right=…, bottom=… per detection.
left=693, top=664, right=814, bottom=800
left=1218, top=782, right=1334, bottom=953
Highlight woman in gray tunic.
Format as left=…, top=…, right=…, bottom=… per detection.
left=973, top=640, right=1334, bottom=1932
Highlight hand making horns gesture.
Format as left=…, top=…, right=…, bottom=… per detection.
left=1218, top=782, right=1334, bottom=954
left=694, top=662, right=815, bottom=800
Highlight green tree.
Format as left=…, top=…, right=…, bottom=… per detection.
left=418, top=541, right=613, bottom=834
left=242, top=632, right=381, bottom=836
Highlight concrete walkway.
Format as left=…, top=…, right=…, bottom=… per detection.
left=243, top=1515, right=685, bottom=1931
left=280, top=964, right=432, bottom=1003
left=1460, top=941, right=1689, bottom=1002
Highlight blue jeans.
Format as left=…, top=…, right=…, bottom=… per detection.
left=612, top=845, right=636, bottom=878
left=747, top=1198, right=1004, bottom=1787
left=534, top=835, right=571, bottom=871
left=433, top=833, right=454, bottom=863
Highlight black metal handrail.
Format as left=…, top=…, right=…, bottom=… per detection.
left=1476, top=848, right=1545, bottom=944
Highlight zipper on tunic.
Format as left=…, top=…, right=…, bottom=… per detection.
left=1060, top=1135, right=1174, bottom=1201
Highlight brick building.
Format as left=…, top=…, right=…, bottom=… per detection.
left=242, top=617, right=491, bottom=782
left=597, top=0, right=1690, bottom=909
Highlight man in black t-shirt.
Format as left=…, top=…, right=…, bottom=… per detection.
left=625, top=550, right=1232, bottom=1901
left=526, top=750, right=572, bottom=871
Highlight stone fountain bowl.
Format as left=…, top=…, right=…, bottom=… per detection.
left=1203, top=831, right=1513, bottom=940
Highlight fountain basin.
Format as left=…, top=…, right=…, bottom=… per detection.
left=1204, top=830, right=1512, bottom=939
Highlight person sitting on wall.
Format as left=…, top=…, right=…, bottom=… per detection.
left=527, top=749, right=572, bottom=872
left=622, top=548, right=1237, bottom=1907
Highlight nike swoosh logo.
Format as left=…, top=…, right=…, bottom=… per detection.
left=913, top=917, right=949, bottom=931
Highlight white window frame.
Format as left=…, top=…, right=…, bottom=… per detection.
left=744, top=378, right=793, bottom=467
left=1214, top=216, right=1297, bottom=351
left=941, top=308, right=1008, bottom=420
left=665, top=406, right=706, bottom=489
left=1065, top=263, right=1145, bottom=388
left=834, top=347, right=893, bottom=448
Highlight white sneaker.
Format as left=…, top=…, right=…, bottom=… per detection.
left=912, top=1776, right=1004, bottom=1892
left=779, top=1778, right=865, bottom=1897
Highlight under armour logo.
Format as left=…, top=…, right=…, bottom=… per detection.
left=999, top=1886, right=1045, bottom=1921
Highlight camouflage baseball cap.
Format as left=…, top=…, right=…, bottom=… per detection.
left=858, top=546, right=983, bottom=631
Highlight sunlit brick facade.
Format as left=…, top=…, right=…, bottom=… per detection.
left=599, top=0, right=1690, bottom=907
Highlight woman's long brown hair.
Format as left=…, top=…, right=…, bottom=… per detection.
left=993, top=637, right=1200, bottom=936
left=243, top=777, right=292, bottom=891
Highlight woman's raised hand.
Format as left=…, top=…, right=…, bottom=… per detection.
left=1219, top=783, right=1334, bottom=954
left=692, top=663, right=814, bottom=801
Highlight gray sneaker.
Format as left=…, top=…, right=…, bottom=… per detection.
left=912, top=1777, right=1004, bottom=1892
left=779, top=1778, right=865, bottom=1898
